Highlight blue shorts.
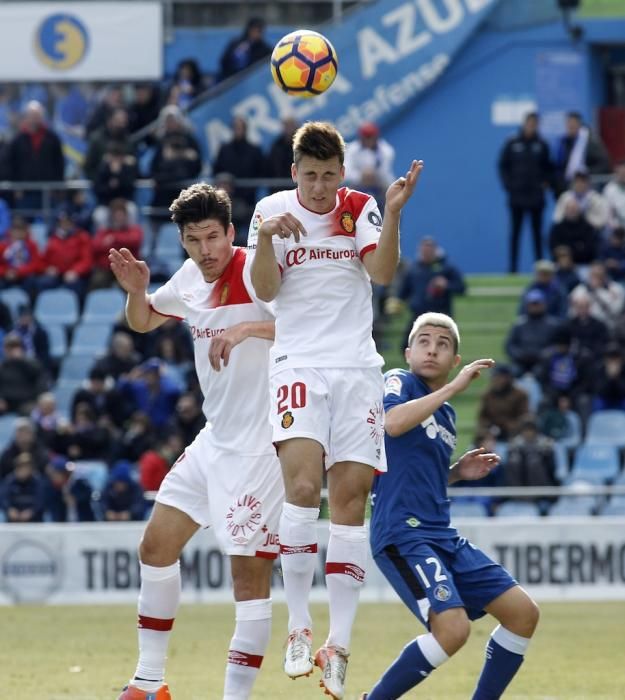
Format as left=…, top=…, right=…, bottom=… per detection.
left=373, top=537, right=517, bottom=627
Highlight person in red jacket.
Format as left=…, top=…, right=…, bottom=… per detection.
left=30, top=210, right=93, bottom=300
left=91, top=198, right=143, bottom=288
left=0, top=216, right=42, bottom=289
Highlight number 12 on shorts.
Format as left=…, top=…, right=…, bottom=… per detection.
left=276, top=381, right=307, bottom=414
left=415, top=556, right=448, bottom=589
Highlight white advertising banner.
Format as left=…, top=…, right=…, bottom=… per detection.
left=1, top=518, right=624, bottom=605
left=0, top=3, right=162, bottom=81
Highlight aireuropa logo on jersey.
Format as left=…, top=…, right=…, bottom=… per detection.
left=34, top=12, right=89, bottom=71
left=1, top=539, right=62, bottom=603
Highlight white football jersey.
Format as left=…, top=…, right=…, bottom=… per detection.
left=149, top=247, right=274, bottom=455
left=247, top=187, right=384, bottom=373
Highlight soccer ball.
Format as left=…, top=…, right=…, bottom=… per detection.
left=270, top=30, right=338, bottom=98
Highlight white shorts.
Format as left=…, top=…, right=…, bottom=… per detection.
left=156, top=427, right=284, bottom=558
left=270, top=367, right=387, bottom=471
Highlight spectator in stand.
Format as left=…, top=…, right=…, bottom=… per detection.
left=477, top=365, right=529, bottom=441
left=537, top=393, right=578, bottom=443
left=92, top=331, right=140, bottom=381
left=128, top=83, right=162, bottom=138
left=0, top=298, right=11, bottom=334
left=12, top=303, right=51, bottom=373
left=92, top=141, right=138, bottom=227
left=113, top=411, right=156, bottom=463
left=497, top=112, right=553, bottom=273
left=534, top=326, right=593, bottom=415
left=118, top=358, right=181, bottom=429
left=213, top=171, right=254, bottom=246
left=0, top=197, right=10, bottom=238
left=138, top=432, right=184, bottom=492
left=505, top=289, right=562, bottom=376
left=7, top=101, right=64, bottom=212
left=267, top=116, right=298, bottom=192
left=166, top=59, right=205, bottom=110
left=148, top=106, right=202, bottom=248
left=84, top=107, right=134, bottom=181
left=554, top=112, right=611, bottom=195
left=519, top=259, right=567, bottom=318
left=91, top=199, right=143, bottom=289
left=213, top=115, right=266, bottom=208
left=60, top=189, right=94, bottom=234
left=85, top=85, right=125, bottom=136
left=0, top=452, right=46, bottom=522
left=43, top=455, right=95, bottom=523
left=566, top=287, right=610, bottom=358
left=552, top=245, right=581, bottom=294
left=548, top=197, right=599, bottom=266
left=603, top=160, right=625, bottom=230
left=571, top=261, right=625, bottom=329
left=344, top=121, right=395, bottom=203
left=30, top=392, right=68, bottom=447
left=553, top=171, right=610, bottom=231
left=219, top=18, right=272, bottom=81
left=152, top=335, right=190, bottom=391
left=101, top=459, right=146, bottom=522
left=591, top=344, right=625, bottom=412
left=71, top=366, right=128, bottom=428
left=169, top=392, right=206, bottom=445
left=30, top=210, right=93, bottom=300
left=600, top=226, right=625, bottom=283
left=504, top=417, right=558, bottom=504
left=0, top=216, right=42, bottom=289
left=57, top=401, right=111, bottom=462
left=0, top=417, right=49, bottom=478
left=397, top=236, right=465, bottom=346
left=0, top=333, right=47, bottom=416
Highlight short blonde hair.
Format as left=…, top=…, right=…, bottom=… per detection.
left=408, top=312, right=460, bottom=353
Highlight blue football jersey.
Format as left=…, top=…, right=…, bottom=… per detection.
left=370, top=368, right=458, bottom=555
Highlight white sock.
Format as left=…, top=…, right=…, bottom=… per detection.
left=279, top=502, right=320, bottom=632
left=132, top=561, right=181, bottom=692
left=325, top=522, right=367, bottom=651
left=223, top=598, right=272, bottom=700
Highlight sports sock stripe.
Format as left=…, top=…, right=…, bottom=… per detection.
left=325, top=561, right=365, bottom=582
left=138, top=615, right=175, bottom=631
left=227, top=650, right=264, bottom=668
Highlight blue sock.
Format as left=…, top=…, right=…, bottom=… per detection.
left=472, top=626, right=529, bottom=700
left=368, top=634, right=448, bottom=700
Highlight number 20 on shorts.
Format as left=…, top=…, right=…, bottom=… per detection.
left=276, top=381, right=307, bottom=414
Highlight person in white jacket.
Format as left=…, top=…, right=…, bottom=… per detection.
left=344, top=122, right=395, bottom=202
left=553, top=171, right=610, bottom=231
left=603, top=161, right=625, bottom=230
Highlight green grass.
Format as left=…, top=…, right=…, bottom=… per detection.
left=380, top=274, right=530, bottom=454
left=2, top=601, right=624, bottom=698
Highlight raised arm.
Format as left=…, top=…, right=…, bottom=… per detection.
left=109, top=247, right=167, bottom=333
left=385, top=359, right=495, bottom=437
left=363, top=160, right=424, bottom=285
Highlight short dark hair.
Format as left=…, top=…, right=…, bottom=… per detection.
left=293, top=121, right=345, bottom=165
left=567, top=111, right=582, bottom=122
left=169, top=183, right=232, bottom=234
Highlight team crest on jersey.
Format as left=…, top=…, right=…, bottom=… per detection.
left=434, top=584, right=452, bottom=602
left=252, top=211, right=263, bottom=231
left=340, top=211, right=355, bottom=233
left=281, top=411, right=294, bottom=429
left=220, top=283, right=230, bottom=305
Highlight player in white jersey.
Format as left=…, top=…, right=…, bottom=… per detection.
left=248, top=121, right=423, bottom=699
left=111, top=184, right=284, bottom=700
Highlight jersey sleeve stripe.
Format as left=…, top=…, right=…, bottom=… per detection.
left=148, top=302, right=183, bottom=321
left=359, top=242, right=378, bottom=260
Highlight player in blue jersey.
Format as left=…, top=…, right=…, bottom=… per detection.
left=361, top=312, right=539, bottom=700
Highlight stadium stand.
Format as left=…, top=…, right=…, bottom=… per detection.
left=34, top=288, right=80, bottom=327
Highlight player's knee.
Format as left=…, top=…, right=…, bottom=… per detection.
left=285, top=477, right=321, bottom=507
left=139, top=529, right=176, bottom=566
left=432, top=610, right=471, bottom=656
left=524, top=598, right=540, bottom=635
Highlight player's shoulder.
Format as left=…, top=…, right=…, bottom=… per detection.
left=338, top=186, right=377, bottom=215
left=170, top=257, right=201, bottom=284
left=383, top=368, right=413, bottom=396
left=256, top=188, right=296, bottom=213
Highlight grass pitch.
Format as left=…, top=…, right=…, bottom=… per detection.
left=3, top=601, right=624, bottom=699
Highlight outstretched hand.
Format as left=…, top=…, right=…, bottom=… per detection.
left=454, top=447, right=501, bottom=481
left=449, top=358, right=495, bottom=395
left=109, top=248, right=150, bottom=294
left=385, top=160, right=424, bottom=214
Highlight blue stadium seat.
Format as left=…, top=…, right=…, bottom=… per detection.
left=600, top=496, right=625, bottom=516
left=156, top=223, right=181, bottom=253
left=34, top=288, right=79, bottom=327
left=0, top=413, right=18, bottom=449
left=0, top=287, right=30, bottom=319
left=553, top=442, right=570, bottom=482
left=496, top=500, right=541, bottom=518
left=47, top=323, right=67, bottom=360
left=69, top=323, right=111, bottom=356
left=450, top=501, right=488, bottom=518
left=558, top=411, right=582, bottom=449
left=72, top=460, right=108, bottom=493
left=549, top=496, right=596, bottom=517
left=53, top=383, right=77, bottom=419
left=569, top=444, right=620, bottom=483
left=585, top=410, right=625, bottom=448
left=29, top=221, right=48, bottom=248
left=515, top=373, right=542, bottom=413
left=82, top=288, right=126, bottom=324
left=494, top=441, right=508, bottom=464
left=57, top=355, right=93, bottom=384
